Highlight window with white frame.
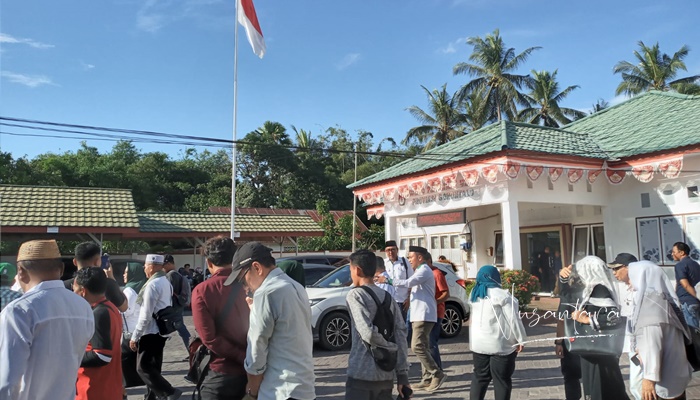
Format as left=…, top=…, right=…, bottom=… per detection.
left=572, top=224, right=606, bottom=263
left=636, top=213, right=700, bottom=265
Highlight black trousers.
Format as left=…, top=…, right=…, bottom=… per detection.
left=199, top=370, right=247, bottom=400
left=579, top=355, right=629, bottom=400
left=560, top=345, right=582, bottom=400
left=470, top=351, right=517, bottom=400
left=136, top=334, right=175, bottom=400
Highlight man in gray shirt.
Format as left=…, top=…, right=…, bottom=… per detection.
left=346, top=249, right=410, bottom=400
left=224, top=242, right=315, bottom=400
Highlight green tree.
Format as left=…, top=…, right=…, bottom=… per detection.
left=461, top=88, right=491, bottom=132
left=403, top=84, right=466, bottom=151
left=614, top=41, right=700, bottom=96
left=518, top=70, right=586, bottom=127
left=453, top=29, right=540, bottom=121
left=591, top=98, right=609, bottom=114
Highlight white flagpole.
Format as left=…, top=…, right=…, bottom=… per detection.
left=230, top=0, right=240, bottom=240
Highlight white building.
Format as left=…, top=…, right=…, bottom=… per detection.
left=350, top=91, right=700, bottom=282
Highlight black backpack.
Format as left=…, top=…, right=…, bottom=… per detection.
left=356, top=286, right=397, bottom=371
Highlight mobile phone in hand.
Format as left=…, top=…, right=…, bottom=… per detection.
left=101, top=254, right=110, bottom=269
left=630, top=354, right=641, bottom=366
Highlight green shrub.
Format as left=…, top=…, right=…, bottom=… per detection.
left=501, top=269, right=540, bottom=310
left=464, top=280, right=476, bottom=299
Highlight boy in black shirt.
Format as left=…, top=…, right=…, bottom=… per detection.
left=64, top=242, right=127, bottom=312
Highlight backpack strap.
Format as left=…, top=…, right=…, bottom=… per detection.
left=400, top=257, right=409, bottom=277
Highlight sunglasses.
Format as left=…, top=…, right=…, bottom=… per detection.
left=611, top=265, right=626, bottom=272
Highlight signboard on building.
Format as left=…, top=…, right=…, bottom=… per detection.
left=417, top=210, right=466, bottom=227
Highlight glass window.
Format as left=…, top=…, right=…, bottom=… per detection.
left=450, top=235, right=460, bottom=249
left=399, top=239, right=407, bottom=250
left=417, top=237, right=425, bottom=247
left=573, top=226, right=590, bottom=263
left=591, top=225, right=607, bottom=261
left=409, top=238, right=417, bottom=247
left=494, top=232, right=504, bottom=265
left=431, top=236, right=439, bottom=249
left=440, top=236, right=449, bottom=248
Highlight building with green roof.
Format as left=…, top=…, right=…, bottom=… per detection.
left=351, top=91, right=700, bottom=283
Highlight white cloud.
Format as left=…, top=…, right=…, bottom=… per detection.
left=135, top=0, right=228, bottom=33
left=336, top=53, right=361, bottom=71
left=80, top=61, right=95, bottom=71
left=608, top=94, right=629, bottom=106
left=437, top=37, right=468, bottom=55
left=1, top=71, right=55, bottom=88
left=0, top=33, right=54, bottom=49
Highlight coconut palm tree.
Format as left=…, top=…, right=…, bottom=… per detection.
left=291, top=125, right=314, bottom=149
left=518, top=70, right=586, bottom=127
left=403, top=84, right=466, bottom=151
left=453, top=29, right=541, bottom=121
left=591, top=98, right=609, bottom=113
left=614, top=41, right=700, bottom=96
left=462, top=88, right=492, bottom=132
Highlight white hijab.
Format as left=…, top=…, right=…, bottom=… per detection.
left=575, top=256, right=619, bottom=309
left=628, top=260, right=688, bottom=336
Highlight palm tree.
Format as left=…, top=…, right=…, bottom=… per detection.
left=291, top=125, right=314, bottom=149
left=518, top=70, right=586, bottom=127
left=591, top=98, right=609, bottom=113
left=614, top=41, right=700, bottom=96
left=255, top=121, right=291, bottom=145
left=453, top=29, right=541, bottom=121
left=462, top=88, right=492, bottom=132
left=403, top=84, right=466, bottom=151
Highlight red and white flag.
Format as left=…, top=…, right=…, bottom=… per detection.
left=237, top=0, right=265, bottom=58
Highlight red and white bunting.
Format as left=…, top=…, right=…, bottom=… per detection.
left=461, top=169, right=480, bottom=187
left=398, top=185, right=411, bottom=199
left=503, top=161, right=520, bottom=179
left=606, top=169, right=626, bottom=185
left=481, top=165, right=499, bottom=183
left=366, top=208, right=376, bottom=219
left=383, top=188, right=397, bottom=202
left=659, top=158, right=683, bottom=179
left=442, top=174, right=458, bottom=189
left=361, top=192, right=373, bottom=203
left=410, top=180, right=425, bottom=194
left=549, top=167, right=563, bottom=182
left=374, top=209, right=384, bottom=219
left=567, top=168, right=584, bottom=184
left=632, top=165, right=655, bottom=183
left=526, top=166, right=544, bottom=181
left=427, top=177, right=443, bottom=192
left=587, top=169, right=602, bottom=184
left=372, top=191, right=383, bottom=203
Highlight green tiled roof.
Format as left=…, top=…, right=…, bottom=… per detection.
left=564, top=91, right=700, bottom=159
left=0, top=185, right=139, bottom=228
left=349, top=120, right=606, bottom=188
left=137, top=212, right=324, bottom=233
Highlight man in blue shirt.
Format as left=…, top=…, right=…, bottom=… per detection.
left=673, top=242, right=700, bottom=328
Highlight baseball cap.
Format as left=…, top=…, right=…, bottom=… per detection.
left=607, top=253, right=638, bottom=268
left=223, top=242, right=274, bottom=286
left=0, top=263, right=17, bottom=281
left=163, top=254, right=175, bottom=264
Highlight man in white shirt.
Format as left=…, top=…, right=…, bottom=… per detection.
left=129, top=254, right=182, bottom=400
left=384, top=240, right=412, bottom=321
left=0, top=239, right=94, bottom=400
left=379, top=245, right=445, bottom=392
left=224, top=242, right=316, bottom=400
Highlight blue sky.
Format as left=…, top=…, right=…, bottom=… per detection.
left=2, top=0, right=699, bottom=159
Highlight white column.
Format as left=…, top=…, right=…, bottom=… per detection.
left=384, top=215, right=397, bottom=244
left=501, top=201, right=522, bottom=270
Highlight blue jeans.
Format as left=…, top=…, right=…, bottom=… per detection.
left=176, top=310, right=191, bottom=348
left=682, top=303, right=700, bottom=329
left=429, top=317, right=443, bottom=370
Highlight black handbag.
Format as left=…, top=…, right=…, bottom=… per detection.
left=153, top=305, right=184, bottom=336
left=564, top=312, right=626, bottom=357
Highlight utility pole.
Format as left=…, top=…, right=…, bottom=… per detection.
left=351, top=142, right=358, bottom=252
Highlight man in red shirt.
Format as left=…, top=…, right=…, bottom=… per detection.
left=73, top=267, right=123, bottom=400
left=191, top=236, right=250, bottom=400
left=427, top=253, right=449, bottom=370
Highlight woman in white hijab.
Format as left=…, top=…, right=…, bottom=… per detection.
left=568, top=256, right=629, bottom=400
left=629, top=260, right=692, bottom=400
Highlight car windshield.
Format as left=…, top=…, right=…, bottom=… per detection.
left=312, top=264, right=352, bottom=288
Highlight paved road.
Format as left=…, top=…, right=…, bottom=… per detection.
left=127, top=314, right=700, bottom=400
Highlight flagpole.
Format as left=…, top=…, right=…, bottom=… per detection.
left=230, top=0, right=240, bottom=241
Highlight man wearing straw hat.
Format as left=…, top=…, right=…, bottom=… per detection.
left=129, top=254, right=183, bottom=400
left=0, top=239, right=95, bottom=400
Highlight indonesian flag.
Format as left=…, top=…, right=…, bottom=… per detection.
left=238, top=0, right=265, bottom=59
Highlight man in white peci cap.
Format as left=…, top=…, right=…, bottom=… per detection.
left=129, top=254, right=182, bottom=400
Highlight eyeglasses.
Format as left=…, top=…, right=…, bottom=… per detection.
left=611, top=265, right=626, bottom=272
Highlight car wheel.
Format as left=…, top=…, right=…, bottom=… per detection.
left=319, top=311, right=351, bottom=350
left=441, top=303, right=463, bottom=338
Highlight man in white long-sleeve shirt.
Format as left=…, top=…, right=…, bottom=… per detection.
left=0, top=239, right=94, bottom=400
left=384, top=240, right=412, bottom=321
left=129, top=254, right=182, bottom=400
left=378, top=245, right=445, bottom=392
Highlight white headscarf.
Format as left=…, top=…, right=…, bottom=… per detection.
left=574, top=256, right=619, bottom=309
left=628, top=260, right=688, bottom=336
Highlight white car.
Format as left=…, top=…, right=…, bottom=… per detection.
left=306, top=262, right=470, bottom=351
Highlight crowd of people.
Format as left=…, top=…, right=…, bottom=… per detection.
left=1, top=237, right=699, bottom=400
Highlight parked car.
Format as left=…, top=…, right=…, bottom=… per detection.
left=302, top=263, right=336, bottom=287
left=305, top=261, right=470, bottom=351
left=277, top=255, right=347, bottom=266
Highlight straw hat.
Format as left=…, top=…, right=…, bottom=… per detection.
left=17, top=240, right=61, bottom=262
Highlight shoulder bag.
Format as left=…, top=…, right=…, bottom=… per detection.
left=563, top=306, right=626, bottom=357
